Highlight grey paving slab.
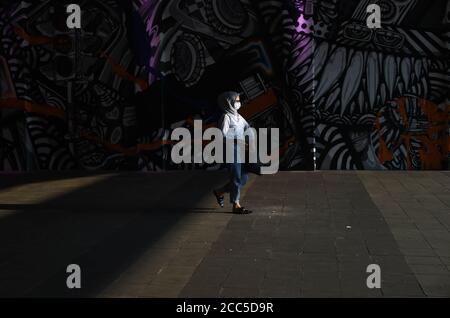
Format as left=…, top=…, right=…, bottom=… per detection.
left=1, top=171, right=449, bottom=298
left=360, top=172, right=450, bottom=298
left=182, top=172, right=428, bottom=298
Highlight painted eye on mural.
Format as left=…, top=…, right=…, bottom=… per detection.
left=205, top=0, right=248, bottom=35
left=343, top=23, right=373, bottom=42
left=373, top=30, right=404, bottom=50
left=170, top=33, right=206, bottom=87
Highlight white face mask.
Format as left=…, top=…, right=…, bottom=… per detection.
left=234, top=101, right=242, bottom=111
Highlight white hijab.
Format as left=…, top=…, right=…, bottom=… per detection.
left=217, top=91, right=242, bottom=120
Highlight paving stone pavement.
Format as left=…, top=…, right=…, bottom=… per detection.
left=0, top=171, right=449, bottom=298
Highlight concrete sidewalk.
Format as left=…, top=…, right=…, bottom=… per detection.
left=0, top=171, right=449, bottom=297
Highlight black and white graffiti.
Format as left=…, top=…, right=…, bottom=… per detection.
left=0, top=0, right=448, bottom=171
left=294, top=0, right=449, bottom=170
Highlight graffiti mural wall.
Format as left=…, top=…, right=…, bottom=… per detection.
left=0, top=0, right=147, bottom=170
left=0, top=0, right=448, bottom=171
left=304, top=0, right=450, bottom=170
left=133, top=0, right=307, bottom=170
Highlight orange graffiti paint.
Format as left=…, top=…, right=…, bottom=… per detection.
left=0, top=98, right=65, bottom=119
left=101, top=53, right=149, bottom=91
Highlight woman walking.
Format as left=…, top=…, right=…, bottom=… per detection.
left=213, top=91, right=253, bottom=214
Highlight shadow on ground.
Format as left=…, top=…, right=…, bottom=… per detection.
left=0, top=171, right=228, bottom=297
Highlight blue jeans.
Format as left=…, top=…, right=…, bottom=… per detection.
left=217, top=141, right=249, bottom=203
left=218, top=161, right=248, bottom=204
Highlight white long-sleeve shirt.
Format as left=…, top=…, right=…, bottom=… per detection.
left=219, top=113, right=257, bottom=164
left=219, top=113, right=252, bottom=141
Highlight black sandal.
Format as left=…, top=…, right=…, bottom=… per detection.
left=232, top=206, right=253, bottom=214
left=213, top=190, right=225, bottom=208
